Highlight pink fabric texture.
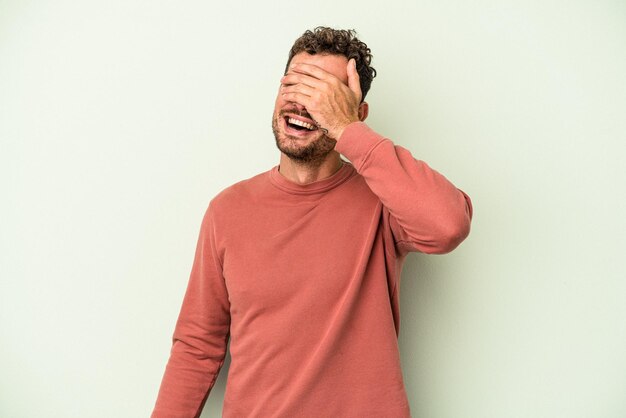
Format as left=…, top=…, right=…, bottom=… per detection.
left=152, top=122, right=473, bottom=417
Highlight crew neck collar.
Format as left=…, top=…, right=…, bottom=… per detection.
left=269, top=161, right=355, bottom=195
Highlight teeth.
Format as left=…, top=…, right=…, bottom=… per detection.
left=288, top=117, right=316, bottom=130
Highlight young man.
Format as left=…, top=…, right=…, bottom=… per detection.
left=152, top=27, right=473, bottom=418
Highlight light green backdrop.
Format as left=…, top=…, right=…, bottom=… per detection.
left=1, top=0, right=624, bottom=417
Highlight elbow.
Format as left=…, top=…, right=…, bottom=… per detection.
left=427, top=213, right=472, bottom=255
left=432, top=190, right=473, bottom=254
left=400, top=190, right=473, bottom=254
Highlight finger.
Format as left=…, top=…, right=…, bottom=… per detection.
left=281, top=73, right=325, bottom=90
left=289, top=63, right=334, bottom=81
left=281, top=91, right=312, bottom=107
left=281, top=83, right=316, bottom=97
left=347, top=58, right=362, bottom=100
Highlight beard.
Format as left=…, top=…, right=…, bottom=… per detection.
left=272, top=110, right=336, bottom=166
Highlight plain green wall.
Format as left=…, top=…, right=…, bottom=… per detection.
left=1, top=0, right=625, bottom=417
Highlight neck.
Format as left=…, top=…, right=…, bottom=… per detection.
left=278, top=151, right=343, bottom=185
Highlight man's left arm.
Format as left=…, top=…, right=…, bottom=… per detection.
left=335, top=122, right=473, bottom=254
left=282, top=59, right=472, bottom=253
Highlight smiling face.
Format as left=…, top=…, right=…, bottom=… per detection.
left=272, top=52, right=349, bottom=164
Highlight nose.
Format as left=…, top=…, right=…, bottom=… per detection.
left=286, top=101, right=306, bottom=113
left=294, top=102, right=308, bottom=116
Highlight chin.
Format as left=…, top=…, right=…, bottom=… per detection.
left=272, top=114, right=336, bottom=163
left=275, top=134, right=336, bottom=164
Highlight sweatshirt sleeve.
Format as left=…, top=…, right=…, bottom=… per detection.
left=152, top=203, right=231, bottom=418
left=334, top=122, right=473, bottom=255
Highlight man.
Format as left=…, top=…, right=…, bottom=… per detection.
left=152, top=27, right=472, bottom=418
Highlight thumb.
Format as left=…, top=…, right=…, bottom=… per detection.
left=347, top=58, right=362, bottom=100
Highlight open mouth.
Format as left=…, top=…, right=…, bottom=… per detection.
left=285, top=116, right=317, bottom=132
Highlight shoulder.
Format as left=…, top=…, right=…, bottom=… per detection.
left=208, top=168, right=273, bottom=216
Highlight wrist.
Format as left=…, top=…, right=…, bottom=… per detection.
left=331, top=119, right=358, bottom=141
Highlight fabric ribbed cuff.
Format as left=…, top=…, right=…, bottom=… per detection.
left=334, top=122, right=387, bottom=171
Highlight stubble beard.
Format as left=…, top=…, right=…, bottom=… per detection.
left=272, top=112, right=336, bottom=166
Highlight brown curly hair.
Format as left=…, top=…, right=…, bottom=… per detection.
left=285, top=27, right=377, bottom=101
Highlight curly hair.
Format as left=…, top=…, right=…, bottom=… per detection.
left=285, top=27, right=377, bottom=101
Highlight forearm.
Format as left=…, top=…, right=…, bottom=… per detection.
left=335, top=122, right=473, bottom=254
left=152, top=206, right=232, bottom=417
left=152, top=320, right=230, bottom=418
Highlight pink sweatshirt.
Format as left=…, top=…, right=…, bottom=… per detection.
left=152, top=122, right=473, bottom=417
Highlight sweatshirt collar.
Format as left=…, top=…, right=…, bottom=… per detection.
left=269, top=161, right=355, bottom=195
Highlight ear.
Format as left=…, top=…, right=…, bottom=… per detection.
left=358, top=102, right=369, bottom=121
